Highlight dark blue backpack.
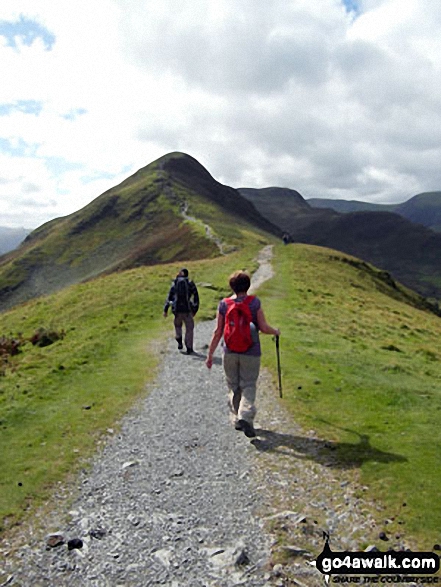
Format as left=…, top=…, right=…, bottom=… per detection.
left=174, top=277, right=191, bottom=313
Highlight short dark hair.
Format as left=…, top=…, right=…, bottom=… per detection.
left=180, top=268, right=189, bottom=277
left=229, top=271, right=251, bottom=294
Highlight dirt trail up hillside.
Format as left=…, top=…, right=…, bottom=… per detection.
left=180, top=202, right=226, bottom=256
left=1, top=245, right=416, bottom=587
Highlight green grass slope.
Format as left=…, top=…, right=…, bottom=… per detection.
left=0, top=152, right=278, bottom=313
left=3, top=238, right=440, bottom=552
left=289, top=211, right=441, bottom=301
left=259, top=244, right=441, bottom=548
left=0, top=245, right=264, bottom=535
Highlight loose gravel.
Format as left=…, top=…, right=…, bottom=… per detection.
left=2, top=324, right=274, bottom=587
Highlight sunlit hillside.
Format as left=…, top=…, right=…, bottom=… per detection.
left=1, top=241, right=440, bottom=550
left=259, top=244, right=441, bottom=547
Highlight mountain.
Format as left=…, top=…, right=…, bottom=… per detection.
left=240, top=187, right=441, bottom=301
left=3, top=153, right=441, bottom=313
left=0, top=227, right=31, bottom=255
left=239, top=187, right=309, bottom=217
left=0, top=152, right=279, bottom=312
left=239, top=187, right=338, bottom=233
left=308, top=192, right=441, bottom=232
left=307, top=198, right=396, bottom=214
left=290, top=211, right=441, bottom=300
left=395, top=192, right=441, bottom=232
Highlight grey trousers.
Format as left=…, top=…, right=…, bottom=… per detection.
left=223, top=353, right=260, bottom=425
left=174, top=312, right=194, bottom=349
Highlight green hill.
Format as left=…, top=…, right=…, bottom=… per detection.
left=1, top=242, right=441, bottom=550
left=1, top=151, right=441, bottom=550
left=259, top=244, right=441, bottom=548
left=289, top=210, right=441, bottom=303
left=0, top=152, right=279, bottom=312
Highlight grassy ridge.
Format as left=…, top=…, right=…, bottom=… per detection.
left=0, top=244, right=264, bottom=532
left=259, top=244, right=441, bottom=548
left=3, top=237, right=440, bottom=551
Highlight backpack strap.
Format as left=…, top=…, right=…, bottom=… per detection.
left=223, top=295, right=255, bottom=313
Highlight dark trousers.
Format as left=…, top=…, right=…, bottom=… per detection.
left=174, top=312, right=194, bottom=349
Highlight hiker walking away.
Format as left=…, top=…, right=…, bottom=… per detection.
left=205, top=270, right=280, bottom=438
left=164, top=268, right=199, bottom=354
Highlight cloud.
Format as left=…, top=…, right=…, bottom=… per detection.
left=120, top=0, right=345, bottom=95
left=0, top=0, right=441, bottom=228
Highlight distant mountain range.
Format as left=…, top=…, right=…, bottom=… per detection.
left=240, top=186, right=441, bottom=301
left=308, top=192, right=441, bottom=232
left=0, top=227, right=31, bottom=255
left=1, top=152, right=441, bottom=313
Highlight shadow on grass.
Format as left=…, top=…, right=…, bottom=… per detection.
left=251, top=428, right=407, bottom=469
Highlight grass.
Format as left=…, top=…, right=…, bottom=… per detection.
left=0, top=243, right=264, bottom=534
left=259, top=243, right=441, bottom=548
left=3, top=236, right=440, bottom=553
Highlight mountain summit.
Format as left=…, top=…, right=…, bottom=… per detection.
left=0, top=152, right=279, bottom=312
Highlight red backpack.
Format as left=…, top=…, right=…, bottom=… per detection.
left=223, top=296, right=255, bottom=352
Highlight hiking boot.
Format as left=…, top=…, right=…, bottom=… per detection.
left=176, top=337, right=183, bottom=350
left=237, top=419, right=256, bottom=438
left=185, top=347, right=194, bottom=355
left=234, top=421, right=243, bottom=431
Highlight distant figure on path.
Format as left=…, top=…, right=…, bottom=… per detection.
left=205, top=270, right=280, bottom=438
left=282, top=232, right=291, bottom=245
left=164, top=268, right=199, bottom=354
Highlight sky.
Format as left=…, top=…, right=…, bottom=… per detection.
left=1, top=0, right=441, bottom=229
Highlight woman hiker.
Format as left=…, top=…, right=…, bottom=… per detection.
left=205, top=270, right=280, bottom=438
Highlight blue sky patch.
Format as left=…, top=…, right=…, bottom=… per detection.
left=62, top=108, right=88, bottom=121
left=0, top=100, right=44, bottom=117
left=342, top=0, right=361, bottom=14
left=0, top=137, right=39, bottom=157
left=0, top=14, right=55, bottom=51
left=44, top=157, right=83, bottom=177
left=80, top=170, right=119, bottom=185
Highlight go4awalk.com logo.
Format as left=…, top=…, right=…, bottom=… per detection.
left=314, top=536, right=440, bottom=584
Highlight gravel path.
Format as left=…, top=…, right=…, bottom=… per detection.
left=9, top=322, right=272, bottom=586
left=1, top=246, right=414, bottom=586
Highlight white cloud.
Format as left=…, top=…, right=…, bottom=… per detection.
left=0, top=0, right=441, bottom=228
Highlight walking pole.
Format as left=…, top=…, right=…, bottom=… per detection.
left=275, top=335, right=282, bottom=398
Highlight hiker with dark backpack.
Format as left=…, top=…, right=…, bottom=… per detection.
left=163, top=268, right=199, bottom=354
left=205, top=270, right=280, bottom=438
